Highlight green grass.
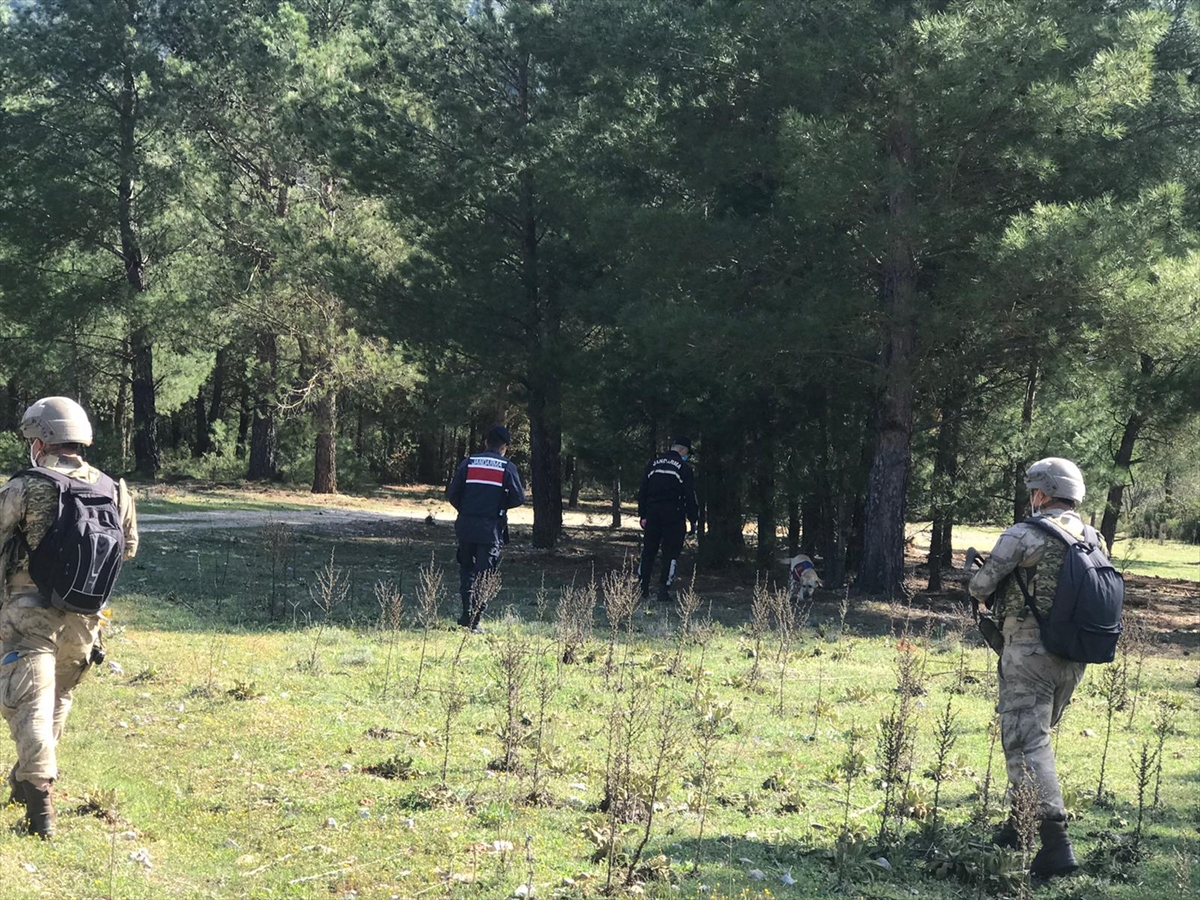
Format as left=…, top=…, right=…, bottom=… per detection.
left=910, top=523, right=1200, bottom=582
left=134, top=490, right=315, bottom=517
left=1, top=517, right=1196, bottom=900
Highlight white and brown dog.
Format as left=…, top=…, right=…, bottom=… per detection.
left=784, top=554, right=821, bottom=604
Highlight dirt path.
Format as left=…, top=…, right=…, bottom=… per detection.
left=138, top=500, right=629, bottom=534
left=137, top=491, right=1197, bottom=647
left=138, top=506, right=418, bottom=533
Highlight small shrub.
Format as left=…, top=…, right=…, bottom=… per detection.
left=226, top=680, right=263, bottom=701
left=363, top=754, right=419, bottom=780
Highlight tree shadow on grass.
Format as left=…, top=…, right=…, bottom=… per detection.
left=120, top=515, right=1198, bottom=655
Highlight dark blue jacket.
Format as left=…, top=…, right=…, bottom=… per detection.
left=637, top=450, right=698, bottom=524
left=447, top=451, right=525, bottom=544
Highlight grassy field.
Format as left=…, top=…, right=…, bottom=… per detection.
left=1, top=497, right=1196, bottom=900
left=909, top=524, right=1200, bottom=583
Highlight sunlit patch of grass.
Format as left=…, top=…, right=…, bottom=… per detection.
left=0, top=553, right=1191, bottom=900
left=910, top=522, right=1200, bottom=582
left=0, top=495, right=1188, bottom=898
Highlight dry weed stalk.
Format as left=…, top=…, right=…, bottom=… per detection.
left=534, top=572, right=552, bottom=622
left=688, top=615, right=715, bottom=709
left=748, top=577, right=772, bottom=686
left=1151, top=698, right=1179, bottom=808
left=1122, top=616, right=1153, bottom=729
left=835, top=587, right=851, bottom=639
left=1011, top=765, right=1041, bottom=899
left=490, top=614, right=535, bottom=773
left=670, top=572, right=702, bottom=675
left=528, top=655, right=559, bottom=803
left=809, top=658, right=825, bottom=741
left=602, top=561, right=640, bottom=678
left=435, top=572, right=500, bottom=783
left=437, top=684, right=465, bottom=785
left=624, top=689, right=683, bottom=887
left=471, top=568, right=503, bottom=626
left=555, top=577, right=597, bottom=666
left=948, top=605, right=975, bottom=694
left=438, top=628, right=474, bottom=784
left=1171, top=846, right=1197, bottom=895
left=601, top=672, right=652, bottom=894
left=875, top=691, right=917, bottom=847
left=412, top=553, right=445, bottom=696
left=689, top=691, right=733, bottom=870
left=772, top=584, right=804, bottom=716
left=927, top=694, right=958, bottom=832
left=972, top=716, right=1002, bottom=826
left=262, top=520, right=295, bottom=620
left=522, top=834, right=535, bottom=900
left=839, top=722, right=867, bottom=833
left=375, top=580, right=404, bottom=699
left=306, top=551, right=348, bottom=672
left=894, top=624, right=928, bottom=699
left=1095, top=661, right=1126, bottom=803
left=1130, top=737, right=1157, bottom=855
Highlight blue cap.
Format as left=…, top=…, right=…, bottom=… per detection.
left=488, top=424, right=512, bottom=446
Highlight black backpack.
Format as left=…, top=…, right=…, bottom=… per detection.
left=20, top=467, right=126, bottom=614
left=1015, top=517, right=1124, bottom=664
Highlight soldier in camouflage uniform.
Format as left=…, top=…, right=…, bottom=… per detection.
left=0, top=397, right=138, bottom=837
left=968, top=457, right=1094, bottom=881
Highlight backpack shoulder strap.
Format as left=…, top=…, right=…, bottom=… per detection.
left=18, top=466, right=72, bottom=491
left=19, top=467, right=116, bottom=501
left=1013, top=518, right=1071, bottom=625
left=1024, top=515, right=1097, bottom=548
left=1012, top=564, right=1042, bottom=624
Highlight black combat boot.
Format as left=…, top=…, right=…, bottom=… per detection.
left=19, top=781, right=55, bottom=839
left=6, top=765, right=24, bottom=806
left=657, top=586, right=673, bottom=604
left=1030, top=818, right=1078, bottom=881
left=991, top=816, right=1020, bottom=849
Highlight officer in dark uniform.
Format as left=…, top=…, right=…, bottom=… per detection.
left=637, top=437, right=699, bottom=602
left=446, top=425, right=525, bottom=632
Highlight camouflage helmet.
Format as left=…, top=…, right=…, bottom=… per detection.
left=19, top=396, right=94, bottom=446
left=1024, top=457, right=1085, bottom=503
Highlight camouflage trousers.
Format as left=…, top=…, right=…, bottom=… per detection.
left=0, top=601, right=100, bottom=786
left=998, top=615, right=1086, bottom=820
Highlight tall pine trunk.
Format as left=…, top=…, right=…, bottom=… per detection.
left=927, top=405, right=960, bottom=591
left=754, top=433, right=778, bottom=575
left=859, top=93, right=917, bottom=598
left=700, top=431, right=744, bottom=567
left=785, top=453, right=801, bottom=557
left=517, top=54, right=564, bottom=549
left=248, top=332, right=278, bottom=480
left=417, top=430, right=442, bottom=484
left=119, top=43, right=158, bottom=477
left=610, top=474, right=622, bottom=528
left=1101, top=354, right=1154, bottom=547
left=312, top=388, right=337, bottom=494
left=567, top=456, right=581, bottom=509
left=528, top=385, right=563, bottom=548
left=129, top=326, right=159, bottom=476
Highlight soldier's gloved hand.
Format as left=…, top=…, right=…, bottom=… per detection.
left=963, top=547, right=984, bottom=571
